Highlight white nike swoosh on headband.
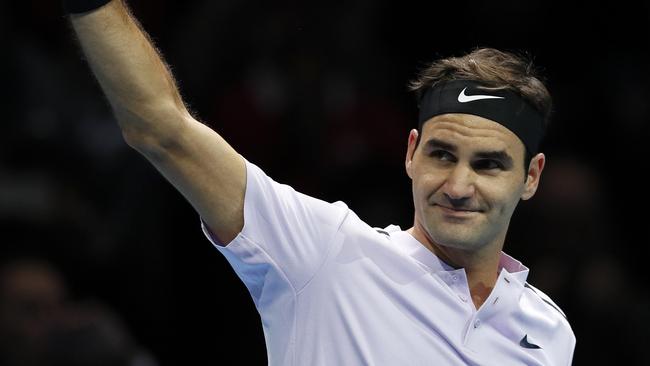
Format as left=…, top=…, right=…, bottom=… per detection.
left=457, top=87, right=505, bottom=103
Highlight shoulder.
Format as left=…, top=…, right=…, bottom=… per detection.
left=523, top=282, right=569, bottom=321
left=520, top=282, right=576, bottom=356
left=335, top=218, right=404, bottom=255
left=373, top=224, right=402, bottom=237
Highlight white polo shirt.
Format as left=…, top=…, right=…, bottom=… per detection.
left=201, top=159, right=576, bottom=366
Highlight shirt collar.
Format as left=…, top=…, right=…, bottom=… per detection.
left=497, top=251, right=529, bottom=284
left=394, top=229, right=530, bottom=284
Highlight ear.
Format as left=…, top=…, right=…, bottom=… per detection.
left=521, top=153, right=546, bottom=200
left=405, top=129, right=419, bottom=179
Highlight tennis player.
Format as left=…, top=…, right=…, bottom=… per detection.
left=67, top=0, right=576, bottom=364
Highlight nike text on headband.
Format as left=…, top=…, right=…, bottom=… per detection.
left=418, top=79, right=545, bottom=154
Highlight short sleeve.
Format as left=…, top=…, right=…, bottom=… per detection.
left=200, top=158, right=349, bottom=301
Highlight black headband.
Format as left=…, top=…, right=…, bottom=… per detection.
left=418, top=80, right=545, bottom=154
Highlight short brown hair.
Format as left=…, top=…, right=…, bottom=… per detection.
left=409, top=47, right=552, bottom=129
left=408, top=48, right=552, bottom=172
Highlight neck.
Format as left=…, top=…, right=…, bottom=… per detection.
left=407, top=224, right=505, bottom=309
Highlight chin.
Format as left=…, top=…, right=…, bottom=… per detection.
left=428, top=230, right=484, bottom=251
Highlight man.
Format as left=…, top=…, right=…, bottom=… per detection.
left=67, top=0, right=576, bottom=364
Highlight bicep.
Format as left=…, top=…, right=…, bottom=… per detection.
left=135, top=115, right=246, bottom=244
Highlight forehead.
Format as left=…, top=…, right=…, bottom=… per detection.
left=421, top=113, right=525, bottom=155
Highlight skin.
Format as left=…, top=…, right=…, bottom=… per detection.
left=70, top=1, right=246, bottom=245
left=405, top=113, right=545, bottom=310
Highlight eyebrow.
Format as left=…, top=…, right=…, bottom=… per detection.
left=424, top=138, right=514, bottom=169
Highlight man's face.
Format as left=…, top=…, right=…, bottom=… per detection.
left=405, top=113, right=544, bottom=252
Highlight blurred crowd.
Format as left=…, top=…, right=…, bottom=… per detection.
left=2, top=0, right=649, bottom=364
left=0, top=258, right=158, bottom=366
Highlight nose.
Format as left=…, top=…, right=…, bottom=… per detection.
left=442, top=165, right=476, bottom=202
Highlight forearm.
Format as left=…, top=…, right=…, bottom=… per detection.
left=69, top=0, right=188, bottom=146
left=68, top=0, right=247, bottom=242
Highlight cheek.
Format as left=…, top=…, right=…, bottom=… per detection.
left=412, top=170, right=441, bottom=198
left=411, top=179, right=427, bottom=208
left=485, top=182, right=524, bottom=213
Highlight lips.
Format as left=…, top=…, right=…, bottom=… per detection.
left=435, top=204, right=480, bottom=214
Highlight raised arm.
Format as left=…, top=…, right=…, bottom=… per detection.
left=69, top=0, right=245, bottom=243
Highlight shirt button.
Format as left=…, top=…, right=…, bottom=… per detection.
left=451, top=275, right=458, bottom=282
left=459, top=294, right=467, bottom=302
left=474, top=319, right=482, bottom=329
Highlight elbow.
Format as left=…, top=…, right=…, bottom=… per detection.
left=121, top=127, right=166, bottom=158
left=118, top=103, right=190, bottom=160
left=122, top=127, right=184, bottom=162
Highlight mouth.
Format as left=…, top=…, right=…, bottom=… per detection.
left=434, top=204, right=481, bottom=216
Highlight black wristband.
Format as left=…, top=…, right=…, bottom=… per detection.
left=64, top=0, right=113, bottom=14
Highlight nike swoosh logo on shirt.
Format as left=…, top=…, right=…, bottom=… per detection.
left=457, top=87, right=505, bottom=103
left=519, top=334, right=542, bottom=349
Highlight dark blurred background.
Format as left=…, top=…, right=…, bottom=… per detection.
left=2, top=0, right=649, bottom=365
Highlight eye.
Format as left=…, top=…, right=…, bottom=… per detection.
left=430, top=150, right=456, bottom=162
left=473, top=159, right=503, bottom=170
